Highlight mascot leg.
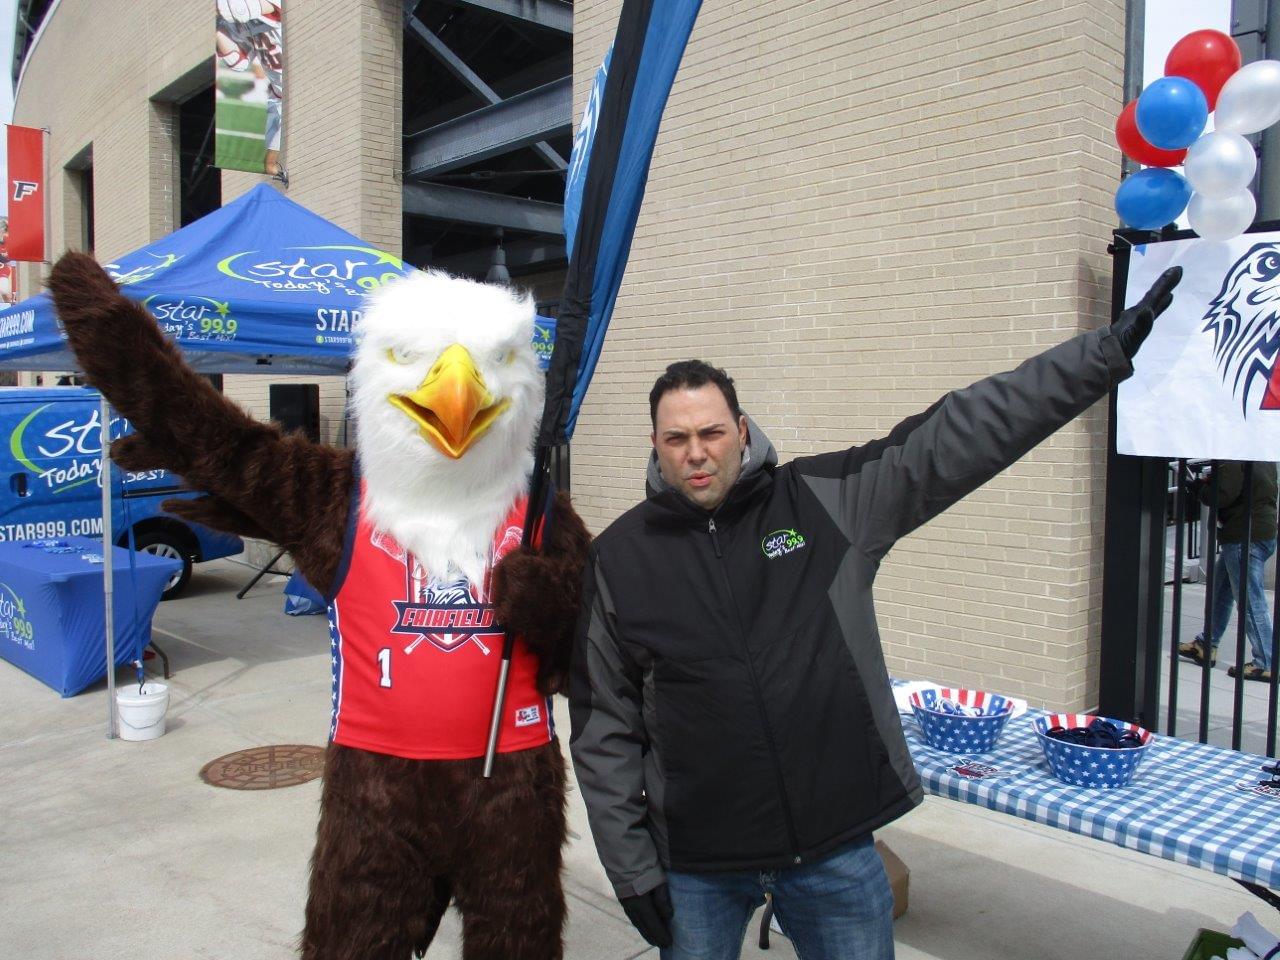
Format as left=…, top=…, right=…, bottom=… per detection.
left=300, top=745, right=453, bottom=960
left=452, top=740, right=568, bottom=960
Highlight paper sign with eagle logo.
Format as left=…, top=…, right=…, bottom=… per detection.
left=1117, top=230, right=1280, bottom=459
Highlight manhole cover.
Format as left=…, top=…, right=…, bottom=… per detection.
left=200, top=745, right=326, bottom=791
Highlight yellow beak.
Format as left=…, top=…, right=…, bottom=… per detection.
left=389, top=344, right=511, bottom=459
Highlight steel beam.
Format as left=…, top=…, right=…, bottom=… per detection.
left=405, top=17, right=566, bottom=171
left=403, top=182, right=564, bottom=235
left=404, top=77, right=571, bottom=178
left=1259, top=0, right=1280, bottom=219
left=1120, top=0, right=1143, bottom=179
left=431, top=237, right=566, bottom=275
left=441, top=0, right=572, bottom=34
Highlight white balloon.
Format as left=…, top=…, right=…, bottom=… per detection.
left=1189, top=190, right=1257, bottom=242
left=1215, top=60, right=1280, bottom=135
left=1184, top=131, right=1258, bottom=199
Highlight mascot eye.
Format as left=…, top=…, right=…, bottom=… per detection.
left=387, top=347, right=418, bottom=365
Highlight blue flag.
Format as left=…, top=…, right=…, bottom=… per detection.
left=541, top=0, right=702, bottom=444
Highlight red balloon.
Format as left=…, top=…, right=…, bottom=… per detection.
left=1115, top=100, right=1187, bottom=167
left=1165, top=29, right=1242, bottom=109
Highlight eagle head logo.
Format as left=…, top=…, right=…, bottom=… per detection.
left=1202, top=242, right=1280, bottom=417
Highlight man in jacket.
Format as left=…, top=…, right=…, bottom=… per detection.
left=1179, top=459, right=1278, bottom=681
left=568, top=268, right=1182, bottom=960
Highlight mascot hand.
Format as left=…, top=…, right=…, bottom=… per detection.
left=491, top=494, right=592, bottom=696
left=1110, top=266, right=1182, bottom=360
left=492, top=547, right=580, bottom=695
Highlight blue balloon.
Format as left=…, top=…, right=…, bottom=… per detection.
left=1136, top=77, right=1209, bottom=149
left=1114, top=168, right=1192, bottom=229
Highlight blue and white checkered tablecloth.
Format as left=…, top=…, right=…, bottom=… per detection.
left=902, top=707, right=1280, bottom=890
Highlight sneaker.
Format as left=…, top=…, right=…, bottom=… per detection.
left=1178, top=640, right=1217, bottom=667
left=1227, top=662, right=1273, bottom=682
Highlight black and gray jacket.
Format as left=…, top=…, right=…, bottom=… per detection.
left=569, top=326, right=1132, bottom=898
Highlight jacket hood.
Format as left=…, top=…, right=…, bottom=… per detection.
left=645, top=414, right=777, bottom=518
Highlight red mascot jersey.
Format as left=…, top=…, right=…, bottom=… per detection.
left=326, top=489, right=552, bottom=760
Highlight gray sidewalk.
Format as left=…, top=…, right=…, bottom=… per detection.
left=0, top=560, right=1267, bottom=960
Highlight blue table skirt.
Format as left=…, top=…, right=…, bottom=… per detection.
left=0, top=537, right=181, bottom=696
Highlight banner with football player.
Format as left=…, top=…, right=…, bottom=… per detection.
left=6, top=125, right=44, bottom=263
left=215, top=0, right=284, bottom=177
left=1117, top=228, right=1280, bottom=459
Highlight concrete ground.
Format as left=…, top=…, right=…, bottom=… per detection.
left=0, top=559, right=1270, bottom=960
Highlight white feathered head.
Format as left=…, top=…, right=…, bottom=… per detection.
left=350, top=269, right=544, bottom=585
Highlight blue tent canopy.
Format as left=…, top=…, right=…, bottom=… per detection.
left=0, top=183, right=557, bottom=375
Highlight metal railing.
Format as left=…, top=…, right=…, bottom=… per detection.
left=1161, top=460, right=1279, bottom=756
left=1098, top=223, right=1280, bottom=754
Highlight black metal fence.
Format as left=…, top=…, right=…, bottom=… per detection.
left=1099, top=225, right=1280, bottom=756
left=1164, top=460, right=1279, bottom=755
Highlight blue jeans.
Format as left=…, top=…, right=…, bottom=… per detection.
left=660, top=835, right=894, bottom=960
left=1203, top=539, right=1276, bottom=671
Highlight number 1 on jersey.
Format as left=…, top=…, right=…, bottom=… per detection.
left=377, top=647, right=392, bottom=688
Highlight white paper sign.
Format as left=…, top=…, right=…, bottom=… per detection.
left=1117, top=230, right=1280, bottom=459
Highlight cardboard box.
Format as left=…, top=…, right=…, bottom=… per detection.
left=876, top=840, right=909, bottom=920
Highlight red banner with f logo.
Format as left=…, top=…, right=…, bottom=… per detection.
left=7, top=125, right=45, bottom=262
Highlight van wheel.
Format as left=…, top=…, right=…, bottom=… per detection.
left=134, top=531, right=193, bottom=600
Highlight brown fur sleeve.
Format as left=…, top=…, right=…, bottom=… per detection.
left=47, top=251, right=354, bottom=594
left=491, top=491, right=593, bottom=696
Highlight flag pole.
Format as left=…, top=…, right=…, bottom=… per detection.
left=478, top=0, right=704, bottom=776
left=101, top=394, right=118, bottom=739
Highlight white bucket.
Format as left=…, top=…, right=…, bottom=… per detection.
left=116, top=682, right=169, bottom=741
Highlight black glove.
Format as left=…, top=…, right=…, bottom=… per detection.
left=620, top=883, right=673, bottom=948
left=1111, top=266, right=1183, bottom=360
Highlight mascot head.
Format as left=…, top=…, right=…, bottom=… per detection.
left=1202, top=242, right=1280, bottom=417
left=350, top=270, right=545, bottom=584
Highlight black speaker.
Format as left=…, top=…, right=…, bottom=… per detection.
left=270, top=383, right=320, bottom=442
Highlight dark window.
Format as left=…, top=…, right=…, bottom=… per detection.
left=179, top=86, right=220, bottom=227
left=81, top=166, right=94, bottom=252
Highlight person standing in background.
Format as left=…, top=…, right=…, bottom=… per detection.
left=1180, top=460, right=1277, bottom=682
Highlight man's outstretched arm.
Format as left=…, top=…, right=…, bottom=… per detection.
left=793, top=268, right=1182, bottom=561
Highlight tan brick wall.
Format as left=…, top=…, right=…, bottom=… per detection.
left=13, top=0, right=405, bottom=444
left=571, top=0, right=1127, bottom=710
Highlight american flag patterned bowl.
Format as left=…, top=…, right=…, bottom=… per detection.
left=1033, top=713, right=1153, bottom=789
left=908, top=687, right=1015, bottom=754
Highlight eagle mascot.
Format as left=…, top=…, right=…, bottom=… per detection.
left=48, top=252, right=591, bottom=960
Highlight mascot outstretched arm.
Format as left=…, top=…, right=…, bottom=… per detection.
left=49, top=252, right=591, bottom=960
left=51, top=254, right=354, bottom=591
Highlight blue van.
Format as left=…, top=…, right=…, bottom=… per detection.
left=0, top=386, right=243, bottom=598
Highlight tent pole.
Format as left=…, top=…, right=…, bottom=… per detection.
left=101, top=394, right=117, bottom=740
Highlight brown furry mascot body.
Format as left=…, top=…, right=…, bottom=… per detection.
left=49, top=252, right=590, bottom=960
